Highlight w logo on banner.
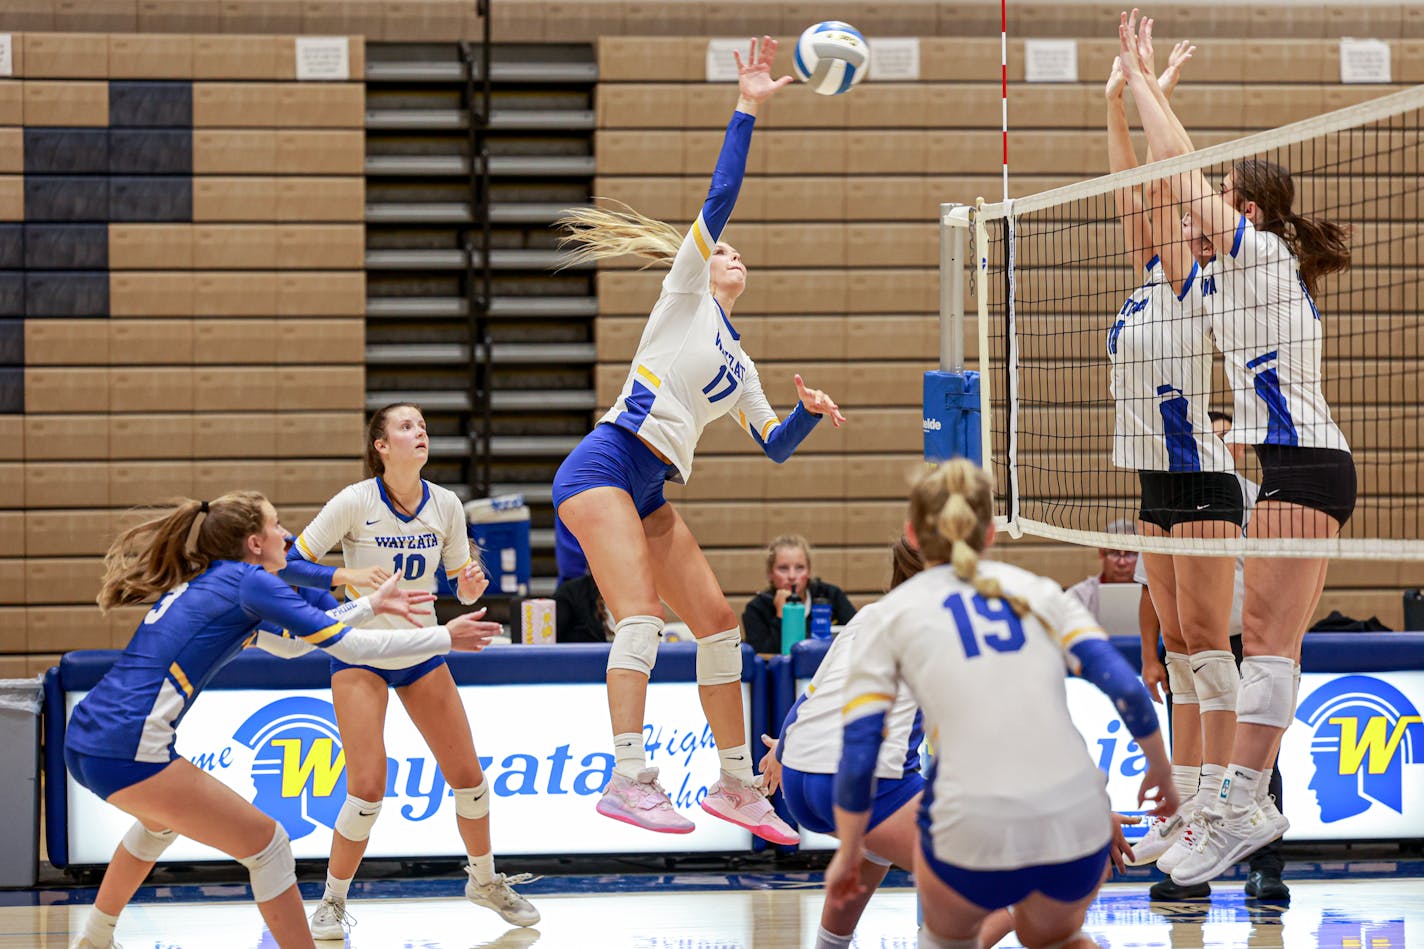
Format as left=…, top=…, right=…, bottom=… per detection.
left=1295, top=676, right=1424, bottom=823
left=232, top=697, right=347, bottom=840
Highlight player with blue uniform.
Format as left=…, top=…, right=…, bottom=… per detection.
left=288, top=402, right=539, bottom=937
left=827, top=462, right=1176, bottom=949
left=550, top=37, right=844, bottom=844
left=65, top=491, right=494, bottom=949
left=1120, top=9, right=1355, bottom=885
left=1104, top=36, right=1244, bottom=871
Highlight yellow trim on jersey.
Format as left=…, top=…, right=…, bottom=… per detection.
left=636, top=364, right=661, bottom=389
left=843, top=692, right=894, bottom=717
left=168, top=662, right=193, bottom=698
left=691, top=216, right=712, bottom=261
left=294, top=534, right=318, bottom=562
left=760, top=418, right=779, bottom=440
left=1059, top=626, right=1104, bottom=650
left=345, top=584, right=361, bottom=602
left=302, top=621, right=346, bottom=646
left=447, top=558, right=472, bottom=578
left=738, top=410, right=747, bottom=430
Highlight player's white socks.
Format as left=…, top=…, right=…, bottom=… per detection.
left=1171, top=765, right=1200, bottom=803
left=1258, top=768, right=1274, bottom=802
left=718, top=743, right=756, bottom=785
left=815, top=924, right=854, bottom=949
left=1194, top=763, right=1227, bottom=807
left=469, top=853, right=495, bottom=885
left=323, top=872, right=352, bottom=903
left=1219, top=763, right=1263, bottom=812
left=80, top=908, right=119, bottom=947
left=614, top=732, right=646, bottom=779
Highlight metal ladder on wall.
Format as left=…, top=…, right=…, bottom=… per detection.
left=364, top=38, right=597, bottom=592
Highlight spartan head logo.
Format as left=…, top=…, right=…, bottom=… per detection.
left=1294, top=676, right=1424, bottom=823
left=232, top=696, right=348, bottom=840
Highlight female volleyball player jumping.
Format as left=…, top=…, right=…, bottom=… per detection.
left=1119, top=8, right=1355, bottom=885
left=66, top=492, right=496, bottom=949
left=552, top=36, right=843, bottom=844
left=289, top=402, right=539, bottom=938
left=827, top=461, right=1176, bottom=949
left=1104, top=35, right=1244, bottom=871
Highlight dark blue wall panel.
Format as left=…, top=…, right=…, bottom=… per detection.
left=0, top=367, right=21, bottom=413
left=109, top=81, right=192, bottom=128
left=25, top=178, right=110, bottom=222
left=0, top=225, right=20, bottom=270
left=0, top=320, right=21, bottom=366
left=109, top=176, right=191, bottom=222
left=109, top=129, right=191, bottom=175
left=0, top=272, right=22, bottom=317
left=24, top=271, right=109, bottom=318
left=24, top=129, right=110, bottom=175
left=24, top=224, right=109, bottom=270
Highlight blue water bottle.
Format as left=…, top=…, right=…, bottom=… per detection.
left=810, top=597, right=833, bottom=640
left=780, top=599, right=807, bottom=654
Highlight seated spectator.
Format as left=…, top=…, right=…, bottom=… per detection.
left=1067, top=518, right=1139, bottom=622
left=553, top=572, right=614, bottom=643
left=741, top=534, right=856, bottom=654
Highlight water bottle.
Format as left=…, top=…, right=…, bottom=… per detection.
left=780, top=599, right=807, bottom=654
left=810, top=597, right=833, bottom=640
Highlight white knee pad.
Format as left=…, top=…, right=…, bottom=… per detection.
left=120, top=822, right=177, bottom=862
left=1190, top=650, right=1239, bottom=714
left=239, top=824, right=295, bottom=904
left=453, top=780, right=490, bottom=820
left=1237, top=655, right=1297, bottom=728
left=917, top=928, right=976, bottom=949
left=696, top=627, right=743, bottom=687
left=1165, top=652, right=1197, bottom=705
left=334, top=794, right=382, bottom=842
left=607, top=615, right=663, bottom=677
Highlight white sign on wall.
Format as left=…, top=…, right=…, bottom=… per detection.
left=1024, top=39, right=1079, bottom=83
left=868, top=38, right=921, bottom=81
left=1340, top=38, right=1391, bottom=84
left=705, top=39, right=747, bottom=83
left=295, top=36, right=350, bottom=81
left=66, top=682, right=752, bottom=863
left=789, top=670, right=1424, bottom=848
left=0, top=35, right=12, bottom=78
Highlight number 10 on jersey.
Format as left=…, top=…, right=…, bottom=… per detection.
left=392, top=553, right=427, bottom=580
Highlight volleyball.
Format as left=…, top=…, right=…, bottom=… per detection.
left=792, top=21, right=870, bottom=96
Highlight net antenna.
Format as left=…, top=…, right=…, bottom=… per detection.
left=966, top=83, right=1424, bottom=560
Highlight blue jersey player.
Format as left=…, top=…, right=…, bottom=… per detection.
left=66, top=491, right=497, bottom=949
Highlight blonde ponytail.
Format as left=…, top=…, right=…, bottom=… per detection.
left=910, top=460, right=1030, bottom=618
left=554, top=200, right=684, bottom=269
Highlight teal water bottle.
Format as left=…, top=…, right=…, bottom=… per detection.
left=780, top=599, right=807, bottom=654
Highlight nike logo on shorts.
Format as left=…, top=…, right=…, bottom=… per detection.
left=1195, top=503, right=1211, bottom=510
left=1261, top=489, right=1280, bottom=497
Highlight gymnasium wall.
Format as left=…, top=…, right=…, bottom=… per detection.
left=590, top=31, right=1424, bottom=629
left=0, top=31, right=368, bottom=676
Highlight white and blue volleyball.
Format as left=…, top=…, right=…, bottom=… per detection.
left=793, top=21, right=870, bottom=96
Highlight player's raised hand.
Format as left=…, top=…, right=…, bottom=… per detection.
left=1158, top=39, right=1195, bottom=98
left=735, top=36, right=794, bottom=103
left=448, top=608, right=503, bottom=652
left=1106, top=55, right=1126, bottom=101
left=457, top=560, right=489, bottom=602
left=369, top=569, right=437, bottom=623
left=795, top=374, right=847, bottom=428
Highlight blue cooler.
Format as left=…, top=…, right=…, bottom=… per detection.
left=465, top=495, right=531, bottom=596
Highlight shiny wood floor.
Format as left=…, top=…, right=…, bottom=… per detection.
left=3, top=877, right=1421, bottom=948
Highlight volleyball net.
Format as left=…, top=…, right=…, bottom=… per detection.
left=951, top=83, right=1424, bottom=560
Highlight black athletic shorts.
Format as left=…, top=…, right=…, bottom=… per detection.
left=1137, top=470, right=1245, bottom=532
left=1255, top=444, right=1357, bottom=527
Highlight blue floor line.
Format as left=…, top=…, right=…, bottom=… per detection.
left=4, top=858, right=1422, bottom=908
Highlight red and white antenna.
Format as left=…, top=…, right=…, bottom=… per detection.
left=1000, top=0, right=1009, bottom=201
